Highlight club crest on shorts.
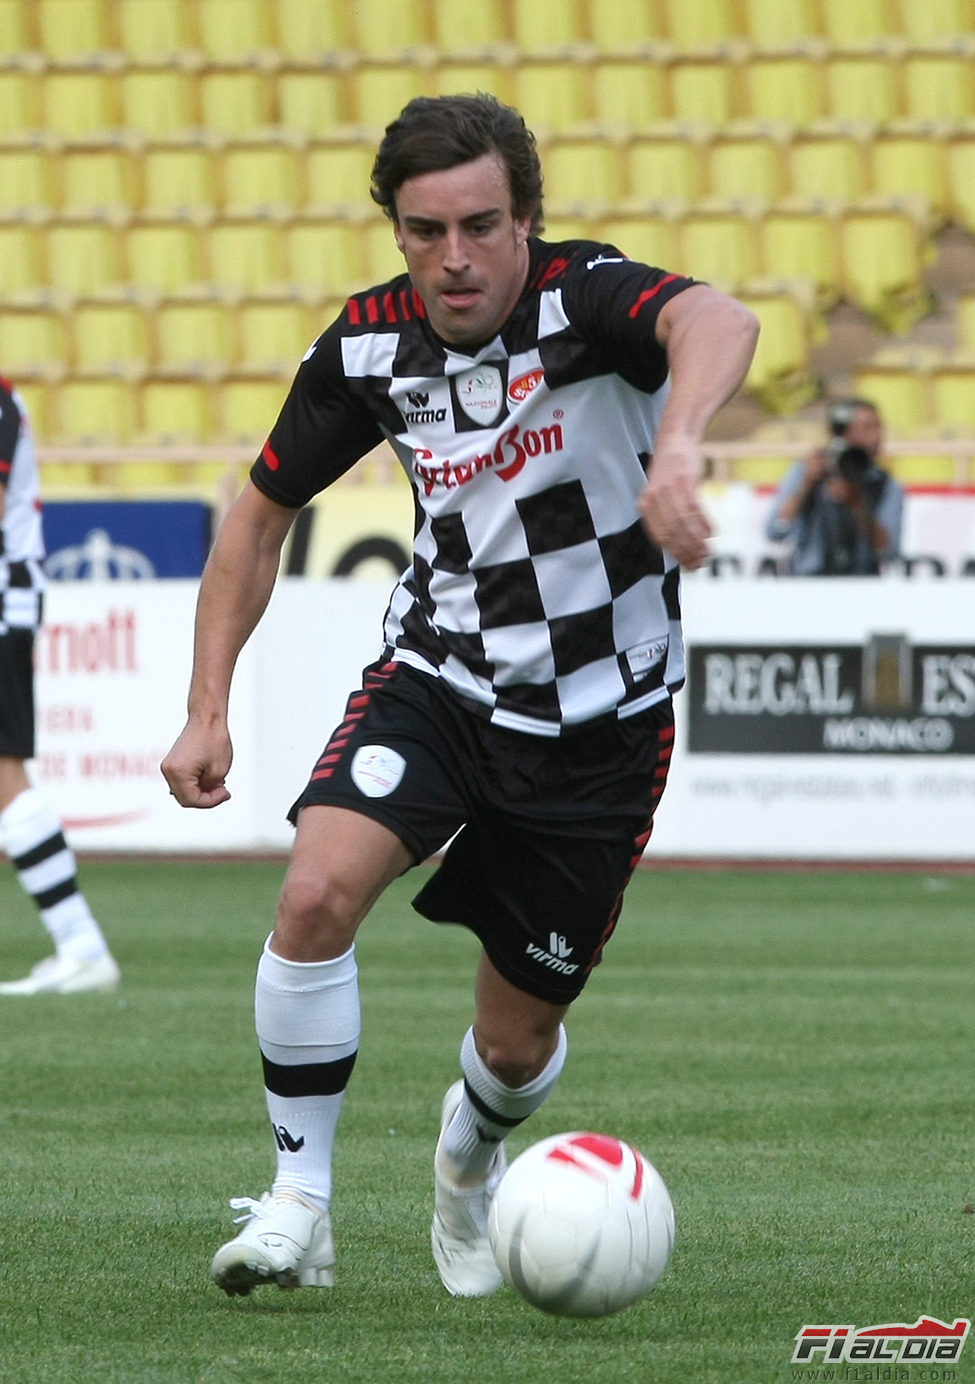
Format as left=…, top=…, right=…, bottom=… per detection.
left=351, top=745, right=406, bottom=798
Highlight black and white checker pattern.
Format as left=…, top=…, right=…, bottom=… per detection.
left=254, top=238, right=694, bottom=734
left=0, top=379, right=45, bottom=637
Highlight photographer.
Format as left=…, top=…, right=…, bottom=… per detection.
left=766, top=398, right=904, bottom=575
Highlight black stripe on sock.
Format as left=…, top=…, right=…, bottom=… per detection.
left=261, top=1050, right=357, bottom=1098
left=463, top=1078, right=526, bottom=1130
left=35, top=878, right=78, bottom=910
left=12, top=831, right=67, bottom=871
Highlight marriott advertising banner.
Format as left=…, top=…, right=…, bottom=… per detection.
left=30, top=576, right=975, bottom=862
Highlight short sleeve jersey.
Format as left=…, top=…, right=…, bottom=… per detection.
left=251, top=238, right=695, bottom=736
left=0, top=377, right=45, bottom=635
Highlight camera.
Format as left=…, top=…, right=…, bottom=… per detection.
left=825, top=438, right=873, bottom=483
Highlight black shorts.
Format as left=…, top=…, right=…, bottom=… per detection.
left=290, top=661, right=675, bottom=1004
left=0, top=628, right=36, bottom=758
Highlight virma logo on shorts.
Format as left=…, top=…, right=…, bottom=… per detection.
left=791, top=1316, right=970, bottom=1369
left=525, top=932, right=577, bottom=975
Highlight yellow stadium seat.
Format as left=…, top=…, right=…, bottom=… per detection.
left=0, top=215, right=46, bottom=293
left=623, top=125, right=708, bottom=205
left=785, top=121, right=871, bottom=202
left=237, top=293, right=316, bottom=372
left=204, top=216, right=287, bottom=291
left=348, top=62, right=436, bottom=128
left=220, top=134, right=306, bottom=215
left=431, top=0, right=508, bottom=50
left=956, top=290, right=975, bottom=349
left=512, top=60, right=592, bottom=131
left=125, top=214, right=206, bottom=292
left=433, top=61, right=513, bottom=108
left=543, top=214, right=595, bottom=242
left=138, top=376, right=214, bottom=443
left=0, top=135, right=55, bottom=211
left=509, top=0, right=587, bottom=53
left=305, top=137, right=388, bottom=214
left=361, top=217, right=407, bottom=285
left=274, top=0, right=354, bottom=56
left=114, top=0, right=195, bottom=60
left=214, top=373, right=288, bottom=445
left=281, top=214, right=366, bottom=296
left=869, top=122, right=951, bottom=225
left=70, top=290, right=152, bottom=373
left=758, top=200, right=842, bottom=311
left=40, top=67, right=118, bottom=137
left=0, top=66, right=42, bottom=138
left=349, top=0, right=432, bottom=56
left=584, top=0, right=666, bottom=50
left=45, top=216, right=125, bottom=294
left=0, top=299, right=68, bottom=377
left=819, top=0, right=896, bottom=44
left=742, top=0, right=820, bottom=46
left=58, top=136, right=141, bottom=215
left=276, top=67, right=348, bottom=136
left=541, top=131, right=624, bottom=213
left=929, top=353, right=975, bottom=429
left=741, top=47, right=825, bottom=124
left=675, top=202, right=763, bottom=287
left=153, top=288, right=237, bottom=372
left=56, top=376, right=140, bottom=443
left=596, top=209, right=682, bottom=271
left=663, top=0, right=740, bottom=46
left=141, top=135, right=222, bottom=216
left=706, top=123, right=788, bottom=202
left=36, top=0, right=109, bottom=58
left=838, top=201, right=933, bottom=332
left=852, top=348, right=937, bottom=432
left=194, top=0, right=274, bottom=59
left=198, top=68, right=274, bottom=136
left=894, top=0, right=975, bottom=41
left=823, top=47, right=902, bottom=124
left=0, top=0, right=36, bottom=53
left=119, top=66, right=199, bottom=138
left=668, top=50, right=739, bottom=126
left=945, top=126, right=975, bottom=231
left=734, top=281, right=819, bottom=414
left=590, top=57, right=671, bottom=130
left=902, top=46, right=975, bottom=123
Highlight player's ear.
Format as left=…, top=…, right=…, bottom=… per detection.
left=393, top=223, right=405, bottom=253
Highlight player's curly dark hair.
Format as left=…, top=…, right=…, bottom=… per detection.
left=370, top=93, right=544, bottom=233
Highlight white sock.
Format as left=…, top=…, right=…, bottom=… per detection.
left=0, top=787, right=109, bottom=963
left=255, top=938, right=360, bottom=1214
left=442, top=1024, right=568, bottom=1184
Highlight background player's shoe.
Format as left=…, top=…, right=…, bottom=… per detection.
left=0, top=953, right=120, bottom=995
left=210, top=1191, right=334, bottom=1296
left=431, top=1080, right=506, bottom=1297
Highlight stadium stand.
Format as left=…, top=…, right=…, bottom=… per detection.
left=1, top=0, right=970, bottom=493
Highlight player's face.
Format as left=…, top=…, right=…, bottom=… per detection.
left=393, top=152, right=532, bottom=348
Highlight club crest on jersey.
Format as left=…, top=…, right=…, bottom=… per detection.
left=455, top=366, right=504, bottom=425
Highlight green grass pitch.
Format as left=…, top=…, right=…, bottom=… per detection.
left=0, top=859, right=972, bottom=1384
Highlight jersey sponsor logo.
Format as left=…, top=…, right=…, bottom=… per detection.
left=350, top=745, right=406, bottom=798
left=507, top=368, right=545, bottom=403
left=412, top=422, right=565, bottom=494
left=456, top=365, right=504, bottom=425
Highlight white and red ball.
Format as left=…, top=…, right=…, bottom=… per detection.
left=488, top=1131, right=675, bottom=1318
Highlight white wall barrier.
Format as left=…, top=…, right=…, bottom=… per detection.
left=33, top=575, right=975, bottom=862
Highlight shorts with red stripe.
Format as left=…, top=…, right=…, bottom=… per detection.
left=289, top=659, right=675, bottom=1004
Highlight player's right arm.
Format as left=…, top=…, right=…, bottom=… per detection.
left=161, top=481, right=299, bottom=808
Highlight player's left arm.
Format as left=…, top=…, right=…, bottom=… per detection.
left=640, top=284, right=759, bottom=569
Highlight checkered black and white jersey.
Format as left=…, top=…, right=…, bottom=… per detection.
left=252, top=238, right=696, bottom=735
left=0, top=377, right=45, bottom=636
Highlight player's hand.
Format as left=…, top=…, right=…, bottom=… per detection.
left=161, top=718, right=233, bottom=809
left=638, top=438, right=713, bottom=570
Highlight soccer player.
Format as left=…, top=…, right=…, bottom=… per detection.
left=0, top=376, right=120, bottom=995
left=162, top=94, right=758, bottom=1298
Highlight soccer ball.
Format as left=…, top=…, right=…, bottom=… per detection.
left=487, top=1131, right=675, bottom=1318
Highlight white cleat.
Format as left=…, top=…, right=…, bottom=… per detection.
left=0, top=953, right=120, bottom=995
left=431, top=1080, right=506, bottom=1298
left=210, top=1191, right=334, bottom=1297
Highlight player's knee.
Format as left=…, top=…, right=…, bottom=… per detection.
left=274, top=865, right=360, bottom=957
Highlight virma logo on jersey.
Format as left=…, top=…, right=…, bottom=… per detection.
left=688, top=633, right=975, bottom=755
